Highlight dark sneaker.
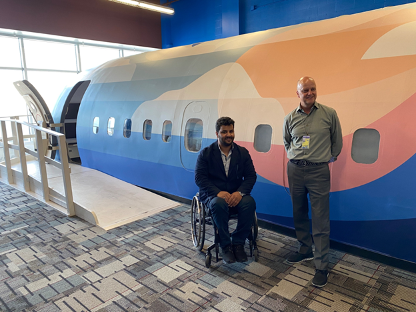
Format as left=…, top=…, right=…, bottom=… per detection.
left=312, top=270, right=329, bottom=287
left=221, top=245, right=236, bottom=264
left=232, top=244, right=248, bottom=262
left=286, top=252, right=314, bottom=264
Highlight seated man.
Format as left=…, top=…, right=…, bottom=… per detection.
left=195, top=117, right=257, bottom=263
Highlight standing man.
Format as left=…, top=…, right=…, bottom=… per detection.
left=283, top=77, right=342, bottom=287
left=195, top=117, right=257, bottom=264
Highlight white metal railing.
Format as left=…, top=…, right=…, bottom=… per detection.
left=0, top=115, right=37, bottom=159
left=0, top=118, right=75, bottom=216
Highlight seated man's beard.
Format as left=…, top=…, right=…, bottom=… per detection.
left=221, top=137, right=233, bottom=146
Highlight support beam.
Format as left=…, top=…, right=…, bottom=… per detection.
left=0, top=121, right=13, bottom=184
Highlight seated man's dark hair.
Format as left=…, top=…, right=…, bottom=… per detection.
left=216, top=117, right=235, bottom=133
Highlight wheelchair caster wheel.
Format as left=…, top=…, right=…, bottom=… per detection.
left=254, top=249, right=259, bottom=262
left=205, top=253, right=212, bottom=268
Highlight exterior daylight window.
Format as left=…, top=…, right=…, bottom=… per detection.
left=0, top=29, right=155, bottom=117
left=162, top=120, right=172, bottom=142
left=93, top=117, right=99, bottom=134
left=0, top=36, right=21, bottom=68
left=143, top=120, right=152, bottom=140
left=123, top=119, right=132, bottom=138
left=351, top=128, right=380, bottom=164
left=254, top=124, right=272, bottom=153
left=25, top=39, right=77, bottom=71
left=123, top=50, right=143, bottom=57
left=1, top=70, right=26, bottom=117
left=107, top=117, right=115, bottom=136
left=185, top=118, right=203, bottom=152
left=80, top=45, right=119, bottom=71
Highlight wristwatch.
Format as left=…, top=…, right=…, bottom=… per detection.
left=238, top=191, right=245, bottom=197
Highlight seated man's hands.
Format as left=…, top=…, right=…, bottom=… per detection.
left=227, top=192, right=242, bottom=207
left=217, top=191, right=243, bottom=207
left=217, top=191, right=231, bottom=202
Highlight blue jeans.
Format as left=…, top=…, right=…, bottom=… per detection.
left=207, top=195, right=256, bottom=248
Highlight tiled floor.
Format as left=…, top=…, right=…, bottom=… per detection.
left=1, top=181, right=416, bottom=312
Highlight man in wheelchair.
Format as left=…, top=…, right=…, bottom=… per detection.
left=195, top=117, right=257, bottom=264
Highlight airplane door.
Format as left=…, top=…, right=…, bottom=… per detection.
left=180, top=101, right=210, bottom=171
left=13, top=80, right=55, bottom=156
left=13, top=80, right=54, bottom=128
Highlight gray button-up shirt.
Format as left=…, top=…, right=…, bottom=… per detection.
left=283, top=102, right=343, bottom=163
left=219, top=144, right=233, bottom=177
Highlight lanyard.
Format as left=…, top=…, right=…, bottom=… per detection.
left=301, top=107, right=314, bottom=136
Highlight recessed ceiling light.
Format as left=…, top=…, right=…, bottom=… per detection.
left=110, top=0, right=174, bottom=15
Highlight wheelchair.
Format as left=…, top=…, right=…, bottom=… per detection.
left=191, top=193, right=259, bottom=268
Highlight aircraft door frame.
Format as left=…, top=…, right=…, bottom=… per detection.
left=59, top=80, right=91, bottom=163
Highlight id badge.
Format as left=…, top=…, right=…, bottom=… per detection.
left=302, top=136, right=310, bottom=149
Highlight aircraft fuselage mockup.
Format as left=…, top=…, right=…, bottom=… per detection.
left=50, top=3, right=416, bottom=264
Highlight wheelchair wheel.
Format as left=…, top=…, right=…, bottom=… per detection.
left=205, top=252, right=212, bottom=268
left=191, top=196, right=205, bottom=251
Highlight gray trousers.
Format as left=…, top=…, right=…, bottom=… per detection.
left=287, top=161, right=330, bottom=270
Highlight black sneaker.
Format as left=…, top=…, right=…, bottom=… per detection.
left=232, top=244, right=248, bottom=262
left=286, top=251, right=314, bottom=264
left=312, top=270, right=329, bottom=287
left=221, top=245, right=236, bottom=264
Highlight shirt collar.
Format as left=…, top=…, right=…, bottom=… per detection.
left=296, top=102, right=319, bottom=113
left=218, top=142, right=234, bottom=156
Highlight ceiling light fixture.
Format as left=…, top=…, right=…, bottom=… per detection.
left=111, top=0, right=174, bottom=15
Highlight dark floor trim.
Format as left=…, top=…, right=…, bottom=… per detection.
left=140, top=187, right=192, bottom=205
left=258, top=220, right=416, bottom=274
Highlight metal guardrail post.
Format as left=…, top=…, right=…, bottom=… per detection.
left=11, top=116, right=19, bottom=159
left=57, top=135, right=75, bottom=216
left=0, top=120, right=13, bottom=184
left=35, top=129, right=49, bottom=201
left=16, top=122, right=30, bottom=191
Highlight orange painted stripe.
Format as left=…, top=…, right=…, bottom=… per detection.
left=237, top=92, right=416, bottom=192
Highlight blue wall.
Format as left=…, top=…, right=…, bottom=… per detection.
left=161, top=0, right=416, bottom=48
left=161, top=0, right=239, bottom=48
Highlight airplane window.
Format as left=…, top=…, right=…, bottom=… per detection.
left=185, top=118, right=203, bottom=152
left=254, top=124, right=272, bottom=153
left=107, top=117, right=115, bottom=136
left=162, top=120, right=172, bottom=142
left=351, top=128, right=380, bottom=164
left=123, top=118, right=132, bottom=138
left=93, top=117, right=99, bottom=134
left=143, top=119, right=152, bottom=140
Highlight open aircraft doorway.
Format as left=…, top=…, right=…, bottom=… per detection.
left=60, top=80, right=91, bottom=164
left=13, top=80, right=57, bottom=157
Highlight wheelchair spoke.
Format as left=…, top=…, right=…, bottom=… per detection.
left=191, top=196, right=205, bottom=249
left=198, top=201, right=205, bottom=251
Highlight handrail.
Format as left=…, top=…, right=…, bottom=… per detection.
left=0, top=114, right=30, bottom=119
left=0, top=115, right=36, bottom=145
left=0, top=118, right=75, bottom=216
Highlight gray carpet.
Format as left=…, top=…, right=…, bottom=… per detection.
left=0, top=181, right=415, bottom=312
